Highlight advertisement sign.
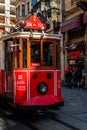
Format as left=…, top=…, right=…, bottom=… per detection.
left=14, top=71, right=28, bottom=103
left=15, top=71, right=27, bottom=90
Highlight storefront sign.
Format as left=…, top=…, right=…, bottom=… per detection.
left=68, top=51, right=80, bottom=59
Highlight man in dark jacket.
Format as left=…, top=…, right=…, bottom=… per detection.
left=65, top=67, right=72, bottom=88
left=73, top=67, right=82, bottom=89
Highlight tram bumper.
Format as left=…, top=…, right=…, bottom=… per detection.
left=20, top=95, right=64, bottom=110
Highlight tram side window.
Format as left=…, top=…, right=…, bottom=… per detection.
left=22, top=39, right=27, bottom=68
left=31, top=41, right=40, bottom=62
left=43, top=42, right=52, bottom=66
left=5, top=40, right=13, bottom=71
left=16, top=39, right=20, bottom=68
left=56, top=40, right=60, bottom=68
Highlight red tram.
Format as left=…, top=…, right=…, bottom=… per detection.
left=0, top=15, right=64, bottom=111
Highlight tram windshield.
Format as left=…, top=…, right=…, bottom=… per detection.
left=31, top=41, right=40, bottom=63
left=30, top=40, right=53, bottom=66
left=14, top=38, right=60, bottom=68
left=43, top=42, right=52, bottom=66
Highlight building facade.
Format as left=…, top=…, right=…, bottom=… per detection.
left=61, top=0, right=87, bottom=87
left=16, top=0, right=32, bottom=24
left=33, top=0, right=60, bottom=33
left=0, top=0, right=16, bottom=33
left=15, top=0, right=60, bottom=33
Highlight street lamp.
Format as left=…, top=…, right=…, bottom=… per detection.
left=53, top=20, right=60, bottom=34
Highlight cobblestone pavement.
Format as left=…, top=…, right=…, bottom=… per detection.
left=59, top=87, right=87, bottom=122
left=0, top=87, right=87, bottom=129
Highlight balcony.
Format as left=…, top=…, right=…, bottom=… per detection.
left=0, top=4, right=5, bottom=15
left=76, top=0, right=87, bottom=10
left=15, top=0, right=25, bottom=6
left=10, top=6, right=16, bottom=16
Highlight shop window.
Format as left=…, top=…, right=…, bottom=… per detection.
left=69, top=28, right=85, bottom=41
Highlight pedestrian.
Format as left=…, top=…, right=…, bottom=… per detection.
left=65, top=67, right=72, bottom=88
left=72, top=68, right=77, bottom=89
left=79, top=76, right=85, bottom=89
left=73, top=67, right=82, bottom=90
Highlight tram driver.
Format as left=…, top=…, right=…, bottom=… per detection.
left=31, top=48, right=40, bottom=62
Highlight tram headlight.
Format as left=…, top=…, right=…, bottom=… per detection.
left=33, top=73, right=37, bottom=79
left=47, top=73, right=52, bottom=79
left=37, top=82, right=48, bottom=95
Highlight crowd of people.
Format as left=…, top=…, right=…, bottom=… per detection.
left=64, top=66, right=85, bottom=90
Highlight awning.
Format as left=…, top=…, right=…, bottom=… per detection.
left=83, top=11, right=87, bottom=24
left=69, top=43, right=78, bottom=50
left=61, top=14, right=83, bottom=33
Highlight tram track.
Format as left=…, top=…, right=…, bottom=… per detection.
left=21, top=111, right=80, bottom=130
left=1, top=108, right=85, bottom=130
left=1, top=109, right=73, bottom=130
left=44, top=112, right=80, bottom=130
left=1, top=109, right=41, bottom=130
left=22, top=119, right=41, bottom=130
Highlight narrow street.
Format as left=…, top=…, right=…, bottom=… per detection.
left=59, top=87, right=87, bottom=123
left=0, top=1, right=87, bottom=130
left=0, top=87, right=87, bottom=130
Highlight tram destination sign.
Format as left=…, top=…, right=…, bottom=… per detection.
left=25, top=15, right=48, bottom=30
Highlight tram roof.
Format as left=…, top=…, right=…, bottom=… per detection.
left=0, top=31, right=61, bottom=41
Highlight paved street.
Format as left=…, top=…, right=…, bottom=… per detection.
left=59, top=87, right=87, bottom=123
left=0, top=87, right=87, bottom=130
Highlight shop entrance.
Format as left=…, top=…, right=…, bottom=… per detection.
left=67, top=42, right=85, bottom=88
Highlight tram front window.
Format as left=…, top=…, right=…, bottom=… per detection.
left=43, top=42, right=52, bottom=66
left=31, top=41, right=40, bottom=62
